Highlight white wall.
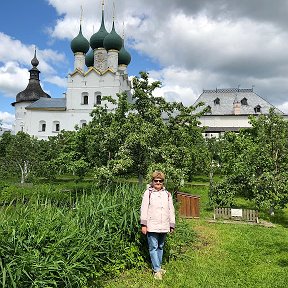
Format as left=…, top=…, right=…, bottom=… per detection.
left=199, top=115, right=251, bottom=128
left=25, top=110, right=92, bottom=140
left=14, top=102, right=33, bottom=134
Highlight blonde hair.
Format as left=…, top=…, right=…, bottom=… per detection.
left=151, top=171, right=165, bottom=181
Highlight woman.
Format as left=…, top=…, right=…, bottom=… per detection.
left=140, top=171, right=175, bottom=280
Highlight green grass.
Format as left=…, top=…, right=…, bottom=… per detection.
left=104, top=184, right=288, bottom=288
left=2, top=177, right=288, bottom=287
left=0, top=183, right=146, bottom=287
left=0, top=181, right=195, bottom=287
left=104, top=221, right=288, bottom=288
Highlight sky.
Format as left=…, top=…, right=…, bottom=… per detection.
left=1, top=0, right=288, bottom=129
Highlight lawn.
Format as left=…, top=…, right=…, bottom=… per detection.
left=104, top=183, right=288, bottom=288
left=2, top=177, right=288, bottom=287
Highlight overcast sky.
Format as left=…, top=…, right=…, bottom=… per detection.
left=1, top=0, right=288, bottom=128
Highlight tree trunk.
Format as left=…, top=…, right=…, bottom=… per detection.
left=24, top=161, right=28, bottom=183
left=138, top=173, right=143, bottom=185
left=208, top=159, right=214, bottom=205
left=269, top=205, right=275, bottom=216
left=18, top=163, right=25, bottom=184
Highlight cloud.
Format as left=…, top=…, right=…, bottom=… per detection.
left=33, top=1, right=288, bottom=111
left=0, top=111, right=14, bottom=129
left=46, top=0, right=106, bottom=40
left=0, top=33, right=65, bottom=74
left=149, top=67, right=201, bottom=105
left=128, top=1, right=288, bottom=110
left=44, top=75, right=67, bottom=88
left=0, top=32, right=67, bottom=99
left=129, top=12, right=288, bottom=77
left=0, top=62, right=29, bottom=97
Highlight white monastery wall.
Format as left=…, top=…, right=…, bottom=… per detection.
left=199, top=115, right=251, bottom=128
left=24, top=110, right=93, bottom=140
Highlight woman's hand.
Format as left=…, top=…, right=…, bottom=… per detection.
left=170, top=227, right=174, bottom=233
left=141, top=226, right=147, bottom=235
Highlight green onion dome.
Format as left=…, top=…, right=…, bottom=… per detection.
left=85, top=50, right=94, bottom=67
left=90, top=10, right=109, bottom=49
left=103, top=22, right=122, bottom=51
left=71, top=25, right=90, bottom=54
left=118, top=43, right=131, bottom=65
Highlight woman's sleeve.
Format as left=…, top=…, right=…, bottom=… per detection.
left=140, top=190, right=149, bottom=226
left=168, top=192, right=176, bottom=228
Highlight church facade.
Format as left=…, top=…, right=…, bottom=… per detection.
left=12, top=6, right=132, bottom=140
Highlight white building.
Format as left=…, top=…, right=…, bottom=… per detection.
left=193, top=88, right=286, bottom=138
left=12, top=6, right=132, bottom=140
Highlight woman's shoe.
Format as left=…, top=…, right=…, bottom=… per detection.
left=154, top=271, right=163, bottom=280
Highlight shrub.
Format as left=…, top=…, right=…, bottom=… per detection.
left=209, top=178, right=237, bottom=207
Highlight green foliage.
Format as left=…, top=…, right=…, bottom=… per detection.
left=94, top=166, right=114, bottom=187
left=83, top=71, right=208, bottom=185
left=165, top=217, right=196, bottom=260
left=251, top=172, right=288, bottom=210
left=0, top=132, right=14, bottom=178
left=0, top=132, right=40, bottom=183
left=0, top=72, right=209, bottom=185
left=211, top=109, right=288, bottom=211
left=48, top=131, right=90, bottom=180
left=0, top=182, right=194, bottom=287
left=210, top=179, right=237, bottom=207
left=146, top=163, right=186, bottom=191
left=0, top=182, right=95, bottom=207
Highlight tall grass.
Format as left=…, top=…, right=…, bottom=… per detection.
left=0, top=183, right=194, bottom=287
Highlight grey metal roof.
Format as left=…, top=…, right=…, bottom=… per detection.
left=193, top=88, right=284, bottom=115
left=26, top=98, right=66, bottom=110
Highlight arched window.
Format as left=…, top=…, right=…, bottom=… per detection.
left=80, top=120, right=87, bottom=128
left=83, top=95, right=88, bottom=105
left=53, top=121, right=60, bottom=132
left=95, top=92, right=102, bottom=105
left=82, top=92, right=89, bottom=105
left=96, top=95, right=101, bottom=105
left=39, top=120, right=46, bottom=132
left=241, top=98, right=248, bottom=105
left=214, top=98, right=220, bottom=105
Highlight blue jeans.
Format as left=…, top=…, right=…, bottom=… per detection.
left=147, top=232, right=167, bottom=272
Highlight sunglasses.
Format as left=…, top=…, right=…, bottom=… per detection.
left=153, top=179, right=164, bottom=183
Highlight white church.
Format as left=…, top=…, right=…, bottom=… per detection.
left=12, top=6, right=132, bottom=140
left=12, top=6, right=286, bottom=140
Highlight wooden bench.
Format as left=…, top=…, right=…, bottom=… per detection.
left=214, top=207, right=259, bottom=223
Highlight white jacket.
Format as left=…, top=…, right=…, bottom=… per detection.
left=140, top=187, right=175, bottom=233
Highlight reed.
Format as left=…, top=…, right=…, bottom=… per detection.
left=0, top=183, right=194, bottom=287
